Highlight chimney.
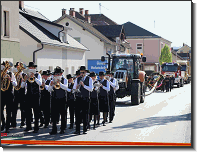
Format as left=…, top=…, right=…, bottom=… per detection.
left=62, top=8, right=66, bottom=16
left=69, top=8, right=75, bottom=17
left=79, top=8, right=84, bottom=15
left=85, top=15, right=91, bottom=23
left=19, top=1, right=24, bottom=9
left=85, top=10, right=89, bottom=15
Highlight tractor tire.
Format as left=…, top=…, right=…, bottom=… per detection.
left=177, top=82, right=180, bottom=88
left=180, top=79, right=184, bottom=87
left=131, top=83, right=140, bottom=105
left=140, top=82, right=145, bottom=103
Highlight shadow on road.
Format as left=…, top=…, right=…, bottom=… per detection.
left=101, top=113, right=191, bottom=133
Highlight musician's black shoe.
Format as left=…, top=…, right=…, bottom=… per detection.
left=74, top=131, right=80, bottom=135
left=44, top=125, right=48, bottom=128
left=102, top=121, right=106, bottom=126
left=39, top=123, right=43, bottom=127
left=24, top=127, right=32, bottom=132
left=49, top=131, right=57, bottom=135
left=109, top=121, right=112, bottom=123
left=33, top=130, right=38, bottom=133
left=21, top=122, right=25, bottom=126
left=83, top=131, right=87, bottom=134
left=59, top=130, right=65, bottom=134
left=5, top=129, right=10, bottom=133
left=1, top=126, right=5, bottom=131
left=93, top=125, right=96, bottom=130
left=96, top=122, right=100, bottom=126
left=69, top=125, right=73, bottom=129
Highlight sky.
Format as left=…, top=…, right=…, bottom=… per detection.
left=24, top=1, right=192, bottom=47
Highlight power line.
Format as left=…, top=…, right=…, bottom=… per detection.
left=24, top=4, right=40, bottom=10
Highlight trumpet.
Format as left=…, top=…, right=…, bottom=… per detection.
left=27, top=70, right=42, bottom=83
left=73, top=79, right=83, bottom=93
left=53, top=76, right=61, bottom=89
left=40, top=78, right=45, bottom=90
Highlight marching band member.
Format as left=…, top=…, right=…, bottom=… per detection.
left=73, top=70, right=80, bottom=82
left=89, top=72, right=100, bottom=129
left=40, top=70, right=51, bottom=128
left=21, top=62, right=42, bottom=133
left=1, top=61, right=17, bottom=133
left=48, top=66, right=68, bottom=135
left=111, top=72, right=119, bottom=116
left=73, top=66, right=93, bottom=135
left=105, top=71, right=116, bottom=123
left=98, top=71, right=110, bottom=126
left=12, top=62, right=26, bottom=128
left=66, top=74, right=75, bottom=129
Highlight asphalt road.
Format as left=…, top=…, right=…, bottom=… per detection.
left=1, top=83, right=191, bottom=146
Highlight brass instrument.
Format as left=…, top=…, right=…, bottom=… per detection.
left=1, top=61, right=13, bottom=91
left=27, top=70, right=42, bottom=83
left=40, top=78, right=45, bottom=90
left=53, top=76, right=61, bottom=89
left=14, top=62, right=27, bottom=91
left=73, top=79, right=84, bottom=93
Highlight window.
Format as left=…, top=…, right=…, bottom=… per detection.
left=71, top=66, right=75, bottom=75
left=3, top=11, right=9, bottom=37
left=49, top=66, right=53, bottom=72
left=74, top=37, right=81, bottom=43
left=136, top=43, right=143, bottom=54
left=65, top=67, right=69, bottom=75
left=161, top=43, right=163, bottom=49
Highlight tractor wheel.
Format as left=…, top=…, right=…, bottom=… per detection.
left=180, top=79, right=184, bottom=87
left=140, top=82, right=145, bottom=103
left=131, top=83, right=140, bottom=105
left=177, top=82, right=180, bottom=88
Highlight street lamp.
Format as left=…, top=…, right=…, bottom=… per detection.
left=155, top=63, right=159, bottom=72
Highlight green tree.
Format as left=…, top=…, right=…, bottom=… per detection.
left=159, top=44, right=172, bottom=65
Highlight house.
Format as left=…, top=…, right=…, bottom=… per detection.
left=171, top=50, right=184, bottom=62
left=123, top=21, right=172, bottom=72
left=1, top=1, right=20, bottom=64
left=93, top=25, right=131, bottom=53
left=54, top=8, right=130, bottom=74
left=176, top=43, right=191, bottom=61
left=19, top=2, right=89, bottom=76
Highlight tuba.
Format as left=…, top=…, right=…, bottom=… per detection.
left=1, top=61, right=13, bottom=91
left=14, top=62, right=26, bottom=91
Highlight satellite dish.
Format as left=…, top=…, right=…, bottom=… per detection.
left=65, top=22, right=69, bottom=26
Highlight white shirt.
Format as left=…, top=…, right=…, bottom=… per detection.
left=21, top=72, right=42, bottom=88
left=109, top=77, right=116, bottom=88
left=73, top=76, right=93, bottom=92
left=67, top=82, right=73, bottom=92
left=100, top=79, right=110, bottom=92
left=9, top=71, right=17, bottom=87
left=114, top=78, right=119, bottom=91
left=48, top=76, right=68, bottom=92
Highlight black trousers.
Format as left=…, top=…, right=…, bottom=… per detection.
left=51, top=98, right=66, bottom=132
left=165, top=83, right=170, bottom=92
left=1, top=100, right=5, bottom=129
left=67, top=98, right=75, bottom=126
left=12, top=92, right=25, bottom=127
left=75, top=96, right=90, bottom=133
left=2, top=92, right=14, bottom=130
left=40, top=97, right=50, bottom=126
left=109, top=93, right=115, bottom=122
left=25, top=95, right=40, bottom=131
